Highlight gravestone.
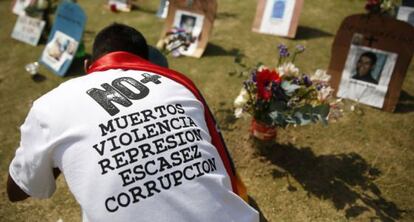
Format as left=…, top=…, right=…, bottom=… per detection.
left=157, top=0, right=217, bottom=58
left=328, top=14, right=414, bottom=112
left=40, top=2, right=86, bottom=76
left=252, top=0, right=303, bottom=38
left=11, top=15, right=45, bottom=46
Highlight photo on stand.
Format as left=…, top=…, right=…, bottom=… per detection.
left=172, top=10, right=204, bottom=56
left=337, top=45, right=397, bottom=108
left=41, top=31, right=78, bottom=72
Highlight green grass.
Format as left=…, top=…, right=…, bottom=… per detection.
left=1, top=0, right=413, bottom=221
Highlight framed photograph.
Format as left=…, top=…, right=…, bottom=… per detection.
left=41, top=31, right=78, bottom=73
left=157, top=0, right=216, bottom=58
left=11, top=15, right=45, bottom=46
left=397, top=6, right=414, bottom=26
left=328, top=14, right=414, bottom=112
left=172, top=10, right=204, bottom=56
left=337, top=45, right=398, bottom=108
left=252, top=0, right=303, bottom=38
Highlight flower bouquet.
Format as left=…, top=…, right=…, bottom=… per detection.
left=234, top=44, right=335, bottom=140
left=364, top=0, right=399, bottom=16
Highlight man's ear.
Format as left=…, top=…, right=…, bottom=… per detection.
left=84, top=59, right=90, bottom=73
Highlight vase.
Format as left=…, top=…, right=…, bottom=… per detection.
left=250, top=119, right=277, bottom=141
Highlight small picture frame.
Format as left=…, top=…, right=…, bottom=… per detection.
left=157, top=0, right=217, bottom=58
left=172, top=10, right=204, bottom=56
left=11, top=15, right=46, bottom=46
left=41, top=31, right=79, bottom=72
left=252, top=0, right=303, bottom=38
left=337, top=45, right=398, bottom=108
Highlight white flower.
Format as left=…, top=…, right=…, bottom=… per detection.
left=277, top=62, right=299, bottom=77
left=234, top=108, right=244, bottom=118
left=318, top=86, right=333, bottom=101
left=234, top=88, right=249, bottom=108
left=311, top=69, right=331, bottom=83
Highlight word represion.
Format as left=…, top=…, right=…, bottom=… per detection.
left=91, top=103, right=218, bottom=212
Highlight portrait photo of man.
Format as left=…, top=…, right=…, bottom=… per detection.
left=337, top=45, right=398, bottom=108
left=352, top=51, right=379, bottom=84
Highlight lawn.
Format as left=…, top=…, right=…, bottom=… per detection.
left=0, top=0, right=413, bottom=221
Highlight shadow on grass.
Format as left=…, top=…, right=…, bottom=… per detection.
left=203, top=43, right=244, bottom=57
left=216, top=12, right=238, bottom=19
left=213, top=103, right=238, bottom=132
left=295, top=26, right=333, bottom=40
left=31, top=73, right=47, bottom=82
left=249, top=196, right=269, bottom=222
left=132, top=4, right=157, bottom=15
left=252, top=140, right=404, bottom=221
left=395, top=90, right=414, bottom=113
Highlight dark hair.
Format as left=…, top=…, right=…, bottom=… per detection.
left=91, top=23, right=148, bottom=62
left=359, top=51, right=377, bottom=65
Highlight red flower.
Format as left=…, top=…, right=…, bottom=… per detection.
left=256, top=68, right=281, bottom=100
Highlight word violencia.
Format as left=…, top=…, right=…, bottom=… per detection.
left=91, top=103, right=220, bottom=212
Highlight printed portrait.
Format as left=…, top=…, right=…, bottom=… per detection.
left=41, top=31, right=78, bottom=72
left=337, top=45, right=398, bottom=108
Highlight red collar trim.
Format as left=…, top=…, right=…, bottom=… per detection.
left=87, top=51, right=156, bottom=74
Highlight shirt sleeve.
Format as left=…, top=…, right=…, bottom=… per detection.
left=9, top=104, right=56, bottom=199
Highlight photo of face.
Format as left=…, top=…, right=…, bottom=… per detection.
left=179, top=14, right=196, bottom=33
left=352, top=52, right=378, bottom=84
left=337, top=45, right=398, bottom=108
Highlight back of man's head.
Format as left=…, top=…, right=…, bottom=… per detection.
left=91, top=23, right=148, bottom=62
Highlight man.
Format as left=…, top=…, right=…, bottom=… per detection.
left=8, top=23, right=259, bottom=222
left=352, top=51, right=379, bottom=84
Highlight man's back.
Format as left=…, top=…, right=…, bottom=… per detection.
left=9, top=53, right=259, bottom=221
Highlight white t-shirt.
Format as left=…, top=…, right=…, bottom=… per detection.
left=10, top=68, right=259, bottom=222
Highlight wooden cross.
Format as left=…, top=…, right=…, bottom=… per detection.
left=365, top=35, right=379, bottom=47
